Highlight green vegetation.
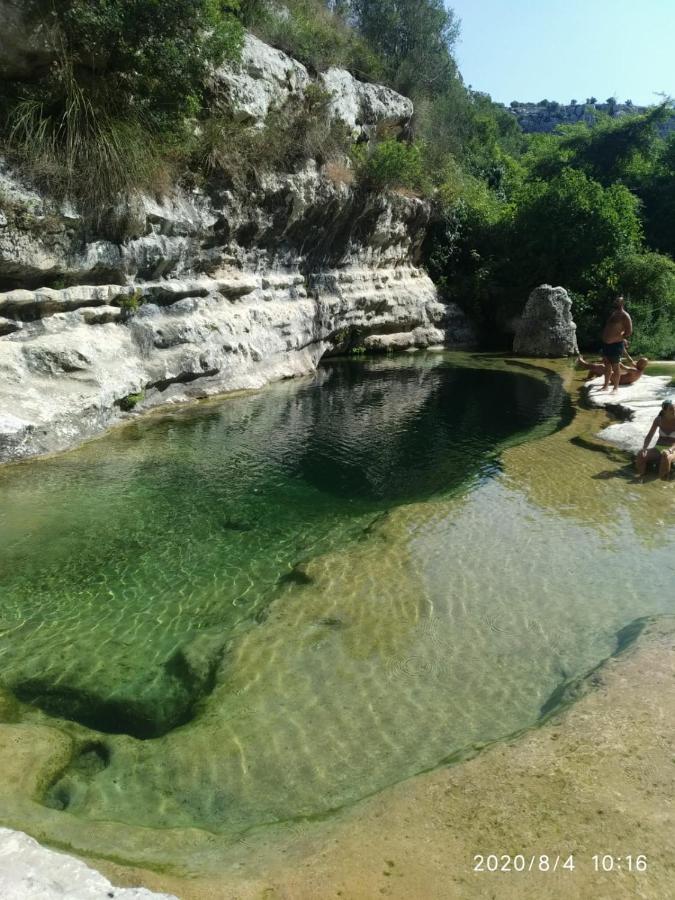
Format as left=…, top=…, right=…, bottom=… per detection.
left=352, top=139, right=425, bottom=192
left=1, top=0, right=244, bottom=211
left=119, top=391, right=145, bottom=411
left=426, top=106, right=675, bottom=355
left=2, top=0, right=675, bottom=354
left=115, top=289, right=145, bottom=315
left=241, top=0, right=381, bottom=77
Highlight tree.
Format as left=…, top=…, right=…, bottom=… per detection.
left=500, top=166, right=643, bottom=346
left=349, top=0, right=460, bottom=98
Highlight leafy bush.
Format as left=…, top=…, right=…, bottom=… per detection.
left=613, top=252, right=675, bottom=358
left=353, top=139, right=426, bottom=192
left=508, top=169, right=642, bottom=291
left=115, top=289, right=145, bottom=315
left=242, top=0, right=382, bottom=78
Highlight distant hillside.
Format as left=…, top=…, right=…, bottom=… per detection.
left=508, top=100, right=675, bottom=135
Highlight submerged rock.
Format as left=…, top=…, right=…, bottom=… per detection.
left=11, top=632, right=227, bottom=740
left=513, top=284, right=579, bottom=357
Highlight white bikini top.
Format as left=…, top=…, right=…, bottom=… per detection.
left=659, top=420, right=675, bottom=439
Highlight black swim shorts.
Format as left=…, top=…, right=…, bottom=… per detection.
left=601, top=341, right=624, bottom=362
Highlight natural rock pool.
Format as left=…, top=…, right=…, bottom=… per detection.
left=1, top=352, right=674, bottom=874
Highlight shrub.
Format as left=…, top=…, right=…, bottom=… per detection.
left=243, top=0, right=382, bottom=79
left=119, top=391, right=145, bottom=411
left=353, top=139, right=426, bottom=192
left=115, top=289, right=145, bottom=315
left=615, top=252, right=675, bottom=358
left=1, top=0, right=244, bottom=208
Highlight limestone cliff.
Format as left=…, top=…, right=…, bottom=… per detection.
left=509, top=100, right=675, bottom=135
left=0, top=34, right=472, bottom=463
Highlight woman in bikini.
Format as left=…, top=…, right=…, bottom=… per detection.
left=635, top=400, right=675, bottom=479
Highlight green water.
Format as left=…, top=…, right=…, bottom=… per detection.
left=1, top=353, right=675, bottom=860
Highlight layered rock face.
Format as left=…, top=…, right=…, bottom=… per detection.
left=0, top=36, right=472, bottom=463
left=513, top=284, right=579, bottom=357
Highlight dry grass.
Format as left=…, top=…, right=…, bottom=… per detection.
left=323, top=160, right=355, bottom=186
left=391, top=186, right=421, bottom=199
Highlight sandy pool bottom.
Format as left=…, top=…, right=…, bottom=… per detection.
left=92, top=612, right=675, bottom=900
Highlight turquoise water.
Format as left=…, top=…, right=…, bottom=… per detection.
left=0, top=355, right=565, bottom=739
left=1, top=352, right=674, bottom=859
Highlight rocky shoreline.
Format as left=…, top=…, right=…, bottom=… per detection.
left=584, top=371, right=674, bottom=452
left=0, top=32, right=473, bottom=465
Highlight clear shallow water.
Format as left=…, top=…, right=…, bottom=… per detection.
left=1, top=353, right=674, bottom=860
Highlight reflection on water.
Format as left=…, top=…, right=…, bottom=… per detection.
left=0, top=353, right=674, bottom=869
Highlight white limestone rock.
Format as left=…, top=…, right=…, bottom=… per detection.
left=0, top=828, right=174, bottom=899
left=0, top=33, right=473, bottom=463
left=320, top=68, right=413, bottom=138
left=0, top=262, right=466, bottom=462
left=213, top=33, right=310, bottom=125
left=585, top=373, right=674, bottom=453
left=513, top=284, right=579, bottom=357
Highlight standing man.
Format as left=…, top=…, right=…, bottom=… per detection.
left=600, top=295, right=633, bottom=393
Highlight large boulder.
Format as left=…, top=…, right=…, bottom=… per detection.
left=213, top=33, right=310, bottom=125
left=513, top=284, right=579, bottom=357
left=320, top=67, right=413, bottom=139
left=213, top=33, right=413, bottom=139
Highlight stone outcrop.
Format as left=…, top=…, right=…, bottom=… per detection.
left=509, top=101, right=675, bottom=136
left=213, top=33, right=311, bottom=126
left=320, top=67, right=413, bottom=139
left=0, top=35, right=473, bottom=463
left=213, top=33, right=413, bottom=140
left=0, top=828, right=175, bottom=899
left=513, top=284, right=579, bottom=357
left=585, top=372, right=674, bottom=453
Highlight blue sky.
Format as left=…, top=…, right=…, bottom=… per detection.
left=449, top=0, right=673, bottom=107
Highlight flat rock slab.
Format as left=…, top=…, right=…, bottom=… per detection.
left=0, top=829, right=175, bottom=899
left=585, top=373, right=673, bottom=452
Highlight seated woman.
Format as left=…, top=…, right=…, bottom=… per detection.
left=578, top=354, right=648, bottom=386
left=635, top=400, right=675, bottom=479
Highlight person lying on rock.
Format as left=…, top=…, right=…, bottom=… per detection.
left=600, top=295, right=633, bottom=393
left=635, top=400, right=675, bottom=479
left=577, top=354, right=648, bottom=386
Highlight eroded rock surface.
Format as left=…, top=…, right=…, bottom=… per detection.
left=0, top=828, right=175, bottom=899
left=585, top=371, right=674, bottom=452
left=513, top=284, right=579, bottom=357
left=0, top=34, right=473, bottom=463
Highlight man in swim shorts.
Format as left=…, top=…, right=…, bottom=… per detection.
left=600, top=295, right=633, bottom=393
